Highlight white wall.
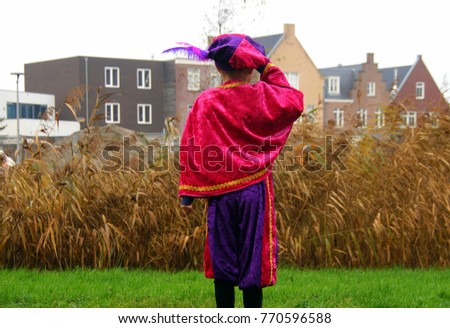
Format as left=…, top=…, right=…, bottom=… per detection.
left=0, top=89, right=55, bottom=119
left=1, top=119, right=80, bottom=138
left=0, top=89, right=80, bottom=137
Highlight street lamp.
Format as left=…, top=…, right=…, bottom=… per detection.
left=85, top=57, right=89, bottom=127
left=10, top=72, right=24, bottom=164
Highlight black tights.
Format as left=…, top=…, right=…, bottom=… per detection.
left=214, top=279, right=263, bottom=308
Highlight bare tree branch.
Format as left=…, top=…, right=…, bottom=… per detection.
left=202, top=0, right=267, bottom=45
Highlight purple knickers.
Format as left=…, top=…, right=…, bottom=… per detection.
left=204, top=175, right=277, bottom=289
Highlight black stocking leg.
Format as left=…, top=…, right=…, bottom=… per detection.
left=243, top=287, right=263, bottom=308
left=214, top=279, right=235, bottom=308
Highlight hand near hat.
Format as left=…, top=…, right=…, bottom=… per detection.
left=208, top=34, right=269, bottom=72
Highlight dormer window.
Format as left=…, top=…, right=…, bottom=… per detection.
left=328, top=76, right=340, bottom=94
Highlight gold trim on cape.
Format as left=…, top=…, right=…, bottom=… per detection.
left=180, top=168, right=269, bottom=192
left=217, top=81, right=247, bottom=89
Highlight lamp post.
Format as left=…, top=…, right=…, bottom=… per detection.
left=85, top=57, right=89, bottom=127
left=10, top=72, right=24, bottom=164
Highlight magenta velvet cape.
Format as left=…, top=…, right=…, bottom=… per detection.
left=179, top=64, right=304, bottom=197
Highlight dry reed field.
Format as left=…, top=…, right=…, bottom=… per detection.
left=0, top=91, right=449, bottom=270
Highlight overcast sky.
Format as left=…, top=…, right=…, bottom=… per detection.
left=1, top=0, right=448, bottom=98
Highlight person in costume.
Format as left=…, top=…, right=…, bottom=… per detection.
left=164, top=34, right=304, bottom=308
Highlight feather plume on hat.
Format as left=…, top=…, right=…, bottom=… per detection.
left=162, top=42, right=210, bottom=61
left=163, top=35, right=268, bottom=71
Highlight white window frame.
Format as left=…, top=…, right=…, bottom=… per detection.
left=105, top=103, right=120, bottom=123
left=402, top=111, right=417, bottom=128
left=367, top=82, right=376, bottom=96
left=306, top=105, right=316, bottom=123
left=137, top=69, right=152, bottom=89
left=187, top=68, right=201, bottom=91
left=358, top=108, right=368, bottom=128
left=105, top=67, right=120, bottom=88
left=284, top=72, right=300, bottom=90
left=334, top=108, right=344, bottom=128
left=137, top=104, right=152, bottom=124
left=210, top=72, right=221, bottom=88
left=375, top=108, right=385, bottom=129
left=416, top=82, right=425, bottom=99
left=429, top=112, right=439, bottom=128
left=328, top=76, right=340, bottom=94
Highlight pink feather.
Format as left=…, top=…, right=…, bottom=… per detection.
left=162, top=42, right=209, bottom=61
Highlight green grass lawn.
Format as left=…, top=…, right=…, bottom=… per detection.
left=0, top=268, right=449, bottom=308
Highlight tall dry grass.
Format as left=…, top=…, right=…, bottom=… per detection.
left=0, top=93, right=449, bottom=270
left=275, top=105, right=450, bottom=268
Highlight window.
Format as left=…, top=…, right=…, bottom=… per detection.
left=137, top=104, right=152, bottom=124
left=105, top=67, right=120, bottom=88
left=284, top=72, right=299, bottom=89
left=105, top=103, right=120, bottom=123
left=402, top=111, right=417, bottom=128
left=375, top=108, right=385, bottom=128
left=429, top=112, right=439, bottom=128
left=328, top=76, right=340, bottom=94
left=367, top=82, right=376, bottom=96
left=334, top=108, right=344, bottom=128
left=6, top=103, right=15, bottom=118
left=305, top=105, right=316, bottom=123
left=137, top=69, right=151, bottom=89
left=7, top=102, right=47, bottom=119
left=358, top=108, right=368, bottom=128
left=416, top=82, right=425, bottom=99
left=187, top=68, right=201, bottom=91
left=210, top=72, right=221, bottom=88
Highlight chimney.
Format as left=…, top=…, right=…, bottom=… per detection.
left=284, top=23, right=295, bottom=40
left=367, top=53, right=374, bottom=64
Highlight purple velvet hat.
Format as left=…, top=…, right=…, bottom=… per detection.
left=163, top=34, right=268, bottom=71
